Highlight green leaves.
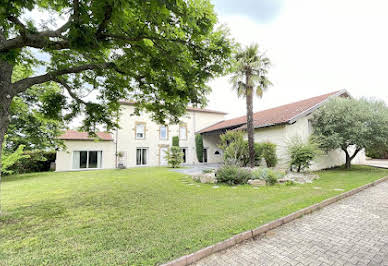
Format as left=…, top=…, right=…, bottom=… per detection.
left=311, top=97, right=388, bottom=167
left=1, top=136, right=30, bottom=175
left=230, top=43, right=271, bottom=99
left=287, top=136, right=321, bottom=172
left=2, top=0, right=235, bottom=132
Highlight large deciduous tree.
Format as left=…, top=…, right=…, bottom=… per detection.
left=311, top=97, right=388, bottom=168
left=230, top=44, right=271, bottom=167
left=0, top=0, right=233, bottom=174
left=4, top=65, right=65, bottom=153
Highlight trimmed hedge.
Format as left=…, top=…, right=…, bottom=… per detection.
left=195, top=134, right=204, bottom=163
left=172, top=136, right=179, bottom=147
left=7, top=150, right=56, bottom=174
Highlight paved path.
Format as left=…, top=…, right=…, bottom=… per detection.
left=171, top=163, right=221, bottom=176
left=364, top=159, right=388, bottom=169
left=195, top=181, right=388, bottom=266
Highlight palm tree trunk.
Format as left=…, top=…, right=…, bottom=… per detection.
left=245, top=76, right=255, bottom=168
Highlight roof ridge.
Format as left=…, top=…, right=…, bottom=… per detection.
left=198, top=90, right=346, bottom=134
left=119, top=101, right=227, bottom=115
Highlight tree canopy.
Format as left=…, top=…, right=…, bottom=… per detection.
left=0, top=0, right=234, bottom=129
left=311, top=97, right=388, bottom=168
left=5, top=65, right=64, bottom=152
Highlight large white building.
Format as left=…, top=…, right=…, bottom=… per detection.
left=56, top=90, right=365, bottom=171
left=56, top=103, right=226, bottom=171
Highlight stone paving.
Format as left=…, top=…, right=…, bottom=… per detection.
left=195, top=181, right=388, bottom=266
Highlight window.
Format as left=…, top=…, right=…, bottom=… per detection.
left=73, top=151, right=102, bottom=169
left=181, top=148, right=187, bottom=163
left=160, top=125, right=168, bottom=140
left=136, top=148, right=148, bottom=165
left=179, top=124, right=187, bottom=140
left=136, top=123, right=145, bottom=139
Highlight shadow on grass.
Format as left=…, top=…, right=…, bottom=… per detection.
left=2, top=171, right=55, bottom=183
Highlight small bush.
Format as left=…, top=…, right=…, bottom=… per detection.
left=202, top=168, right=214, bottom=174
left=172, top=136, right=179, bottom=147
left=216, top=165, right=252, bottom=185
left=287, top=136, right=321, bottom=172
left=261, top=142, right=277, bottom=167
left=285, top=180, right=295, bottom=186
left=251, top=167, right=282, bottom=186
left=5, top=150, right=56, bottom=175
left=166, top=146, right=183, bottom=168
left=254, top=143, right=263, bottom=165
left=366, top=145, right=388, bottom=159
left=218, top=131, right=248, bottom=167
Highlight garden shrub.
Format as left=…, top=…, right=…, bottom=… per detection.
left=195, top=134, right=204, bottom=162
left=166, top=146, right=183, bottom=168
left=216, top=165, right=252, bottom=185
left=251, top=167, right=283, bottom=186
left=254, top=143, right=264, bottom=165
left=202, top=168, right=215, bottom=174
left=5, top=150, right=55, bottom=175
left=1, top=145, right=30, bottom=175
left=261, top=142, right=277, bottom=167
left=285, top=180, right=295, bottom=186
left=218, top=131, right=248, bottom=167
left=366, top=145, right=388, bottom=159
left=172, top=136, right=179, bottom=147
left=287, top=136, right=320, bottom=172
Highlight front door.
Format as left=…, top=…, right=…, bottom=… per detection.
left=203, top=148, right=208, bottom=163
left=160, top=147, right=168, bottom=166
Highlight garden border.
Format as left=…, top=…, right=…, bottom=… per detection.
left=162, top=175, right=388, bottom=266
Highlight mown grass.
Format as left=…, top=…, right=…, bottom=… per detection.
left=0, top=165, right=387, bottom=265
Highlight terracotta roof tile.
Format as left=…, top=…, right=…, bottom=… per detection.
left=199, top=90, right=346, bottom=134
left=58, top=130, right=113, bottom=141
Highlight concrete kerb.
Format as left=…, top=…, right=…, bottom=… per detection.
left=161, top=176, right=388, bottom=266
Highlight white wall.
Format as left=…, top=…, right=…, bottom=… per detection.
left=202, top=134, right=223, bottom=163
left=116, top=105, right=225, bottom=167
left=56, top=140, right=116, bottom=171
left=249, top=114, right=366, bottom=171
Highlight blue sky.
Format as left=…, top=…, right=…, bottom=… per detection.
left=212, top=0, right=284, bottom=23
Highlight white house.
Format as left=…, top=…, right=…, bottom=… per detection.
left=56, top=89, right=366, bottom=171
left=55, top=104, right=226, bottom=171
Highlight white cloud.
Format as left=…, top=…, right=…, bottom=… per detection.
left=207, top=0, right=388, bottom=118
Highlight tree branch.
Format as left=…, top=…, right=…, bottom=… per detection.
left=1, top=0, right=78, bottom=51
left=54, top=78, right=86, bottom=105
left=96, top=4, right=113, bottom=39
left=350, top=147, right=362, bottom=160
left=7, top=16, right=27, bottom=36
left=12, top=62, right=115, bottom=94
left=2, top=35, right=69, bottom=51
left=101, top=33, right=191, bottom=46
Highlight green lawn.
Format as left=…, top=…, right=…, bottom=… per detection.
left=0, top=166, right=387, bottom=265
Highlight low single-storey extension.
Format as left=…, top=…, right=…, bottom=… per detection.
left=55, top=89, right=365, bottom=171
left=199, top=89, right=366, bottom=170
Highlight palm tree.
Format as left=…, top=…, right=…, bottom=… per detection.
left=230, top=44, right=272, bottom=168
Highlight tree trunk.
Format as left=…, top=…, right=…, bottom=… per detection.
left=342, top=147, right=361, bottom=169
left=0, top=61, right=14, bottom=215
left=345, top=151, right=351, bottom=169
left=245, top=76, right=255, bottom=168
